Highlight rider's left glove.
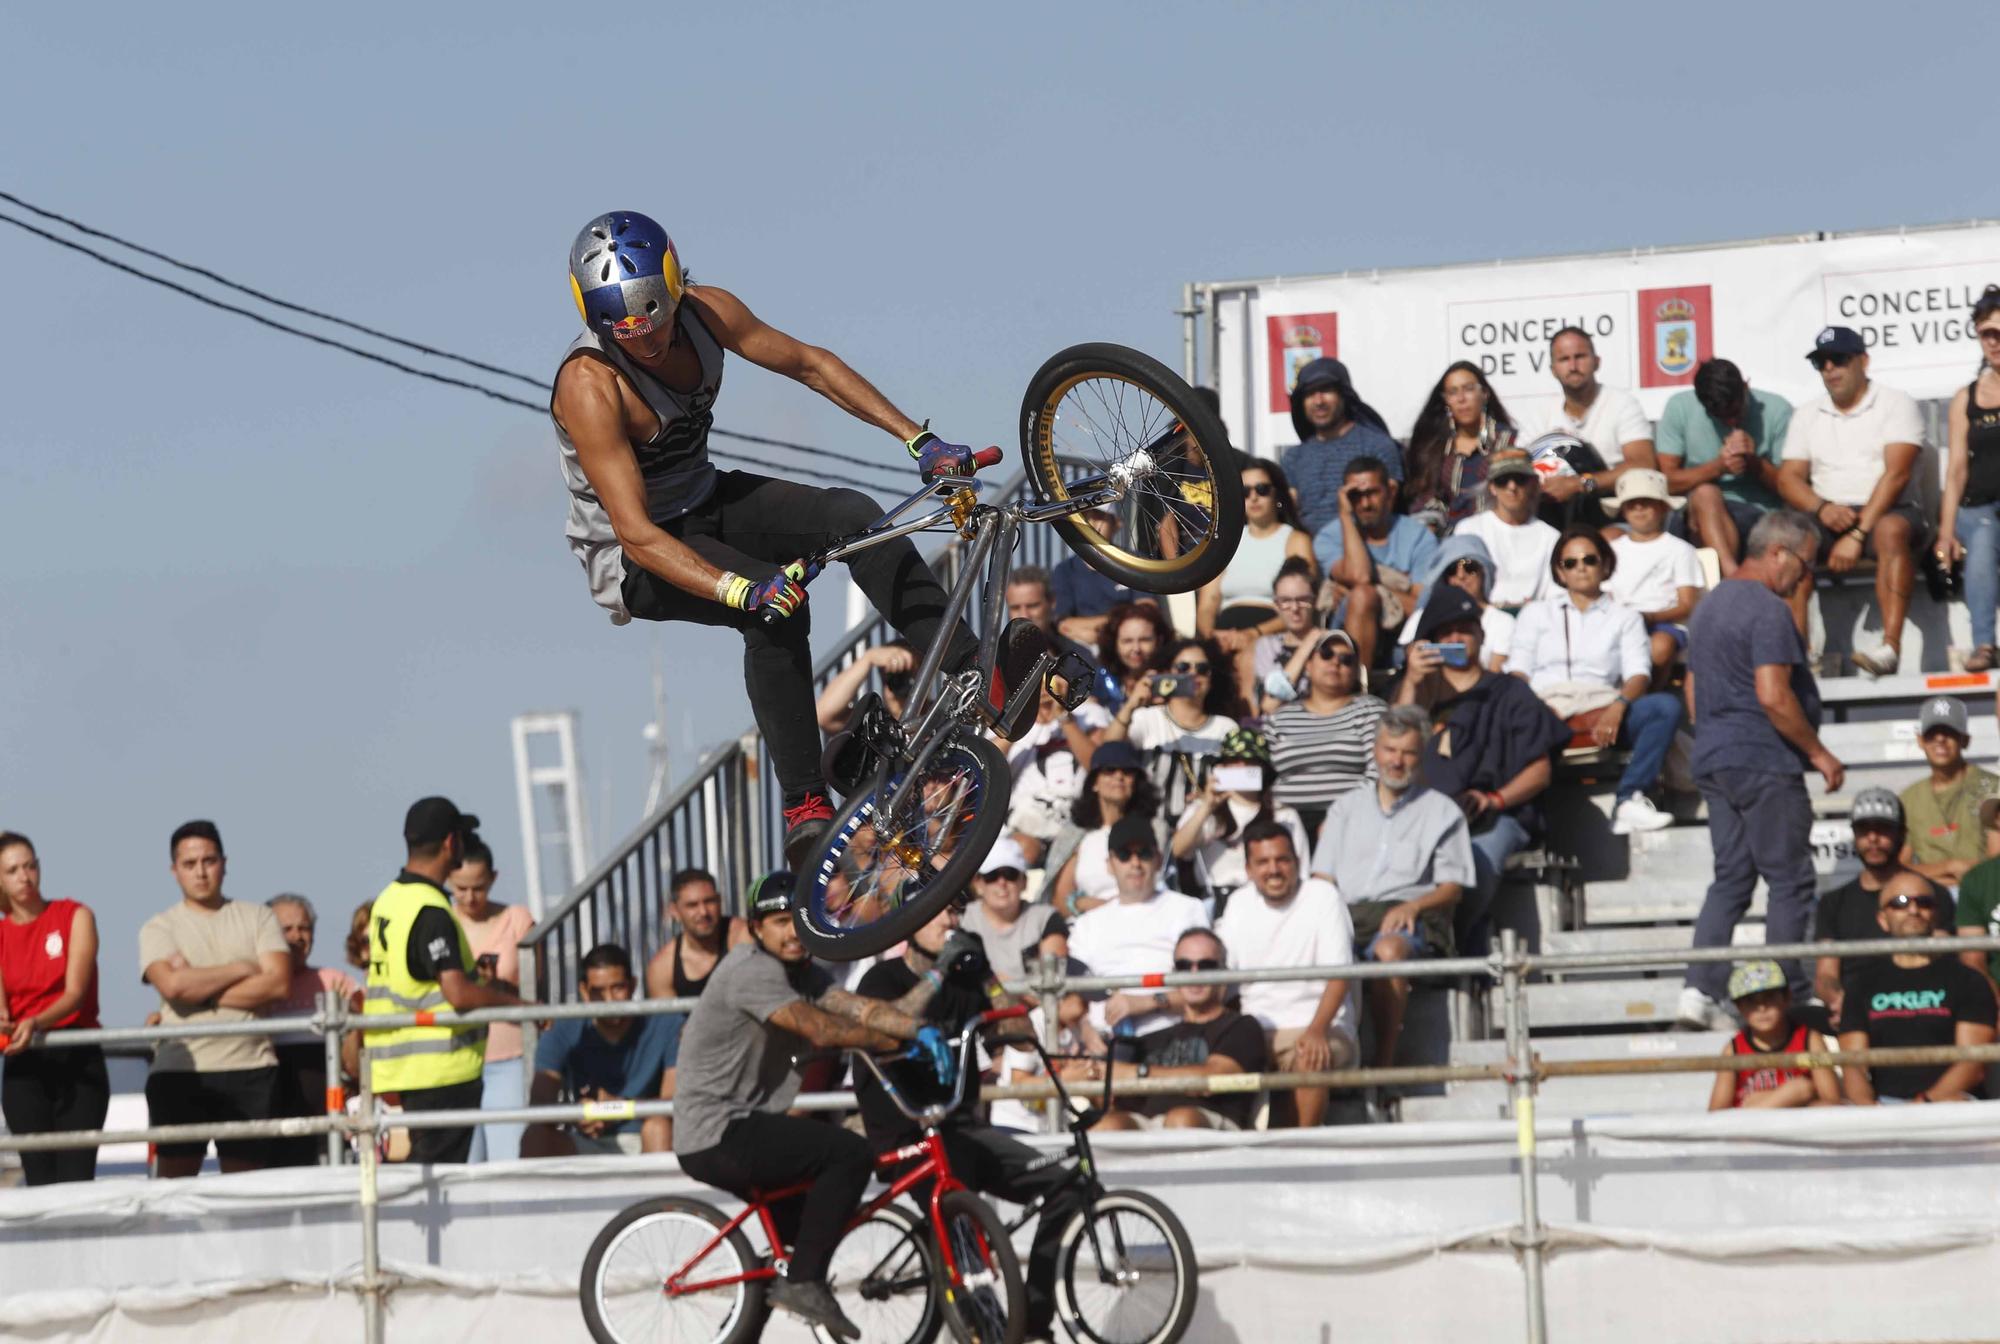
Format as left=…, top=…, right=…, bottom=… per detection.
left=909, top=428, right=976, bottom=485
left=911, top=1024, right=956, bottom=1088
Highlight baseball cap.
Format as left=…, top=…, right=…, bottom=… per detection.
left=404, top=796, right=480, bottom=849
left=979, top=835, right=1029, bottom=876
left=1088, top=740, right=1146, bottom=775
left=1614, top=469, right=1671, bottom=510
left=1918, top=696, right=1970, bottom=738
left=1414, top=585, right=1483, bottom=643
left=1848, top=787, right=1904, bottom=828
left=1727, top=959, right=1788, bottom=1002
left=746, top=870, right=795, bottom=922
left=1106, top=815, right=1159, bottom=856
left=1807, top=326, right=1867, bottom=365
left=1487, top=446, right=1537, bottom=481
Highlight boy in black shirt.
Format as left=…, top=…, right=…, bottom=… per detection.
left=1837, top=871, right=1997, bottom=1103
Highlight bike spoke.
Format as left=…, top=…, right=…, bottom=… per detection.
left=1045, top=373, right=1225, bottom=566
left=1068, top=1208, right=1180, bottom=1344
left=596, top=1211, right=749, bottom=1342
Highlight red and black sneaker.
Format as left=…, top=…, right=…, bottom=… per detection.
left=782, top=792, right=835, bottom=871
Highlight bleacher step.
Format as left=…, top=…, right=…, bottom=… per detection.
left=1491, top=977, right=1686, bottom=1032
left=1540, top=924, right=1765, bottom=960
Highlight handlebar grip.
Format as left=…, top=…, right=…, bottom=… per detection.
left=0, top=1035, right=11, bottom=1051
left=973, top=446, right=1004, bottom=470
left=979, top=1004, right=1030, bottom=1025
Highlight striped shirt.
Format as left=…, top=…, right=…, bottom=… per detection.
left=1267, top=695, right=1387, bottom=810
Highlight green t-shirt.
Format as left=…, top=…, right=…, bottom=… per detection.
left=1953, top=856, right=2000, bottom=979
left=1655, top=387, right=1791, bottom=510
left=1900, top=765, right=2000, bottom=867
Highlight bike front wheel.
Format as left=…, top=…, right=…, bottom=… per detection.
left=819, top=1202, right=944, bottom=1344
left=580, top=1196, right=769, bottom=1344
left=1055, top=1189, right=1199, bottom=1344
left=794, top=731, right=1011, bottom=962
left=1020, top=342, right=1244, bottom=596
left=936, top=1188, right=1028, bottom=1344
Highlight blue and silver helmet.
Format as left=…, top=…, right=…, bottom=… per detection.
left=568, top=211, right=686, bottom=339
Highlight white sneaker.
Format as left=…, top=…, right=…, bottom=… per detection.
left=1612, top=794, right=1673, bottom=835
left=1676, top=986, right=1727, bottom=1031
left=1852, top=645, right=1899, bottom=678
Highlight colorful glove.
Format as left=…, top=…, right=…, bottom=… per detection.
left=909, top=1024, right=956, bottom=1087
left=720, top=560, right=820, bottom=619
left=909, top=428, right=975, bottom=484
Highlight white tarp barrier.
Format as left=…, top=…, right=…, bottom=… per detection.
left=1211, top=222, right=2000, bottom=459
left=3, top=1104, right=2000, bottom=1341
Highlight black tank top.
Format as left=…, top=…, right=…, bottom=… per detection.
left=670, top=929, right=727, bottom=998
left=1963, top=375, right=2000, bottom=507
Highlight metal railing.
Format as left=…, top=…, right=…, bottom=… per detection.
left=6, top=934, right=2000, bottom=1344
left=519, top=468, right=1079, bottom=1004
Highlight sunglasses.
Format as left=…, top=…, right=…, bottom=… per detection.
left=1172, top=660, right=1212, bottom=675
left=1980, top=327, right=2000, bottom=344
left=1492, top=475, right=1534, bottom=490
left=1559, top=553, right=1603, bottom=570
left=1881, top=893, right=1938, bottom=911
left=1173, top=957, right=1223, bottom=972
left=1112, top=844, right=1159, bottom=863
left=1315, top=642, right=1357, bottom=665
left=1244, top=482, right=1276, bottom=497
left=980, top=867, right=1024, bottom=883
left=1448, top=559, right=1482, bottom=577
left=1812, top=353, right=1856, bottom=369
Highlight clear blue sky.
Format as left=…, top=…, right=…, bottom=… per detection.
left=3, top=2, right=1988, bottom=1026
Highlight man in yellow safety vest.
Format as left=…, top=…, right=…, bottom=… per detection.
left=364, top=797, right=523, bottom=1164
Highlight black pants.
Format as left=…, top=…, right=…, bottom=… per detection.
left=269, top=1043, right=331, bottom=1167
left=678, top=1111, right=876, bottom=1282
left=621, top=470, right=978, bottom=803
left=395, top=1077, right=483, bottom=1165
left=1, top=1046, right=110, bottom=1186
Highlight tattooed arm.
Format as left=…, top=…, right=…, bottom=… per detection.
left=766, top=999, right=903, bottom=1053
left=820, top=978, right=940, bottom=1042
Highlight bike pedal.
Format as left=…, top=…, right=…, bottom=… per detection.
left=1045, top=650, right=1097, bottom=713
left=985, top=618, right=1055, bottom=739
left=989, top=650, right=1060, bottom=739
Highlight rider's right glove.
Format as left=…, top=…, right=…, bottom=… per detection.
left=934, top=931, right=991, bottom=985
left=908, top=427, right=976, bottom=485
left=910, top=1024, right=956, bottom=1088
left=719, top=560, right=819, bottom=620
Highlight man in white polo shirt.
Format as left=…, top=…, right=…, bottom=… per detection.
left=1776, top=325, right=1926, bottom=676
left=1531, top=326, right=1658, bottom=524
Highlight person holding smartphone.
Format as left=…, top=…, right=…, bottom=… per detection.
left=1101, top=635, right=1243, bottom=822
left=1171, top=728, right=1311, bottom=910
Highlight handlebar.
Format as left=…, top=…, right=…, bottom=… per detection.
left=839, top=1004, right=1024, bottom=1127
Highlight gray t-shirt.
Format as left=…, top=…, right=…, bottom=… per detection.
left=670, top=943, right=833, bottom=1155
left=960, top=902, right=1066, bottom=983
left=1688, top=579, right=1821, bottom=778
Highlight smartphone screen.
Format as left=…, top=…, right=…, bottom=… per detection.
left=1212, top=763, right=1264, bottom=793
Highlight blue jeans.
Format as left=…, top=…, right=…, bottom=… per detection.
left=1955, top=501, right=2000, bottom=649
left=1462, top=813, right=1531, bottom=957
left=1686, top=770, right=1816, bottom=1004
left=1615, top=693, right=1685, bottom=803
left=468, top=1056, right=524, bottom=1164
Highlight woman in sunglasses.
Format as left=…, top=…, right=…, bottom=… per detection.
left=1197, top=457, right=1315, bottom=696
left=1397, top=534, right=1515, bottom=673
left=1046, top=741, right=1170, bottom=919
left=1170, top=727, right=1310, bottom=910
left=1265, top=627, right=1387, bottom=841
left=1103, top=636, right=1246, bottom=822
left=1937, top=285, right=2000, bottom=672
left=1508, top=526, right=1684, bottom=835
left=1403, top=360, right=1520, bottom=535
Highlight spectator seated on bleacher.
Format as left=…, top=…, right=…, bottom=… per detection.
left=524, top=943, right=678, bottom=1157
left=1605, top=469, right=1706, bottom=688
left=1005, top=563, right=1097, bottom=667
left=996, top=683, right=1108, bottom=870
left=1064, top=817, right=1210, bottom=1037
left=1170, top=729, right=1310, bottom=908
left=1061, top=927, right=1268, bottom=1132
left=959, top=838, right=1068, bottom=984
left=1311, top=455, right=1438, bottom=670
left=1090, top=599, right=1173, bottom=714
left=1284, top=357, right=1404, bottom=538
left=1401, top=360, right=1522, bottom=536
left=1265, top=629, right=1386, bottom=842
left=1046, top=742, right=1170, bottom=920
left=1776, top=325, right=1928, bottom=677
left=1053, top=506, right=1143, bottom=649
left=1955, top=795, right=2000, bottom=981
left=1837, top=872, right=1997, bottom=1104
left=1706, top=960, right=1840, bottom=1110
left=1522, top=326, right=1659, bottom=529
left=1396, top=588, right=1568, bottom=955
left=1813, top=788, right=1956, bottom=1026
left=1102, top=636, right=1241, bottom=821
left=1451, top=448, right=1559, bottom=613
left=1657, top=358, right=1792, bottom=578
left=1311, top=707, right=1474, bottom=1069
left=1509, top=525, right=1684, bottom=836
left=1198, top=456, right=1316, bottom=697
left=1398, top=534, right=1514, bottom=673
left=1898, top=696, right=2000, bottom=888
left=1214, top=820, right=1356, bottom=1127
left=1254, top=556, right=1327, bottom=713
left=815, top=639, right=915, bottom=735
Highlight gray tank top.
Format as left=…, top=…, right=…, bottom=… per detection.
left=552, top=308, right=725, bottom=623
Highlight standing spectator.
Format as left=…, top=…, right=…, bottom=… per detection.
left=1395, top=589, right=1569, bottom=953
left=1838, top=872, right=1998, bottom=1103
left=1606, top=469, right=1706, bottom=686
left=1091, top=600, right=1174, bottom=713
left=1254, top=557, right=1325, bottom=712
left=1214, top=821, right=1357, bottom=1126
left=1678, top=512, right=1845, bottom=1029
left=1400, top=535, right=1516, bottom=672
left=1452, top=448, right=1560, bottom=611
left=1312, top=456, right=1439, bottom=668
left=1102, top=636, right=1243, bottom=820
left=1526, top=326, right=1658, bottom=521
left=264, top=894, right=358, bottom=1167
left=1899, top=696, right=2000, bottom=886
left=1508, top=526, right=1684, bottom=835
left=344, top=900, right=375, bottom=975
left=1812, top=789, right=1953, bottom=1021
left=139, top=820, right=290, bottom=1178
left=1657, top=358, right=1792, bottom=577
left=959, top=838, right=1068, bottom=982
left=1404, top=360, right=1521, bottom=534
left=446, top=838, right=537, bottom=1163
left=1062, top=927, right=1268, bottom=1131
left=1266, top=629, right=1387, bottom=839
left=1065, top=817, right=1210, bottom=1036
left=1705, top=961, right=1839, bottom=1111
left=1171, top=728, right=1310, bottom=906
left=1312, top=708, right=1476, bottom=1067
left=1198, top=457, right=1315, bottom=694
left=1046, top=742, right=1169, bottom=919
left=524, top=943, right=678, bottom=1156
left=0, top=833, right=107, bottom=1186
left=1937, top=286, right=2000, bottom=670
left=1053, top=506, right=1143, bottom=647
left=1776, top=325, right=1927, bottom=676
left=1284, top=357, right=1404, bottom=535
left=363, top=798, right=523, bottom=1165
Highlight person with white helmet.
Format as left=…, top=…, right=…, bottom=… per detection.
left=550, top=212, right=991, bottom=868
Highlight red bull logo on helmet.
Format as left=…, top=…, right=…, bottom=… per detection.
left=611, top=313, right=658, bottom=337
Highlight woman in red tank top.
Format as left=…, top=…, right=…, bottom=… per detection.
left=0, top=831, right=110, bottom=1184
left=1706, top=959, right=1840, bottom=1110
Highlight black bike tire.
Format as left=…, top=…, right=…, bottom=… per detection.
left=935, top=1188, right=1029, bottom=1344
left=1019, top=342, right=1245, bottom=595
left=793, top=732, right=1012, bottom=962
left=1054, top=1189, right=1199, bottom=1344
left=580, top=1195, right=768, bottom=1344
left=818, top=1202, right=945, bottom=1344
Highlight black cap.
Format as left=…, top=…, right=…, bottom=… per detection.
left=1414, top=586, right=1483, bottom=643
left=1290, top=356, right=1352, bottom=398
left=404, top=796, right=479, bottom=848
left=1807, top=325, right=1867, bottom=364
left=746, top=869, right=795, bottom=922
left=1106, top=815, right=1159, bottom=856
left=1088, top=740, right=1146, bottom=775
